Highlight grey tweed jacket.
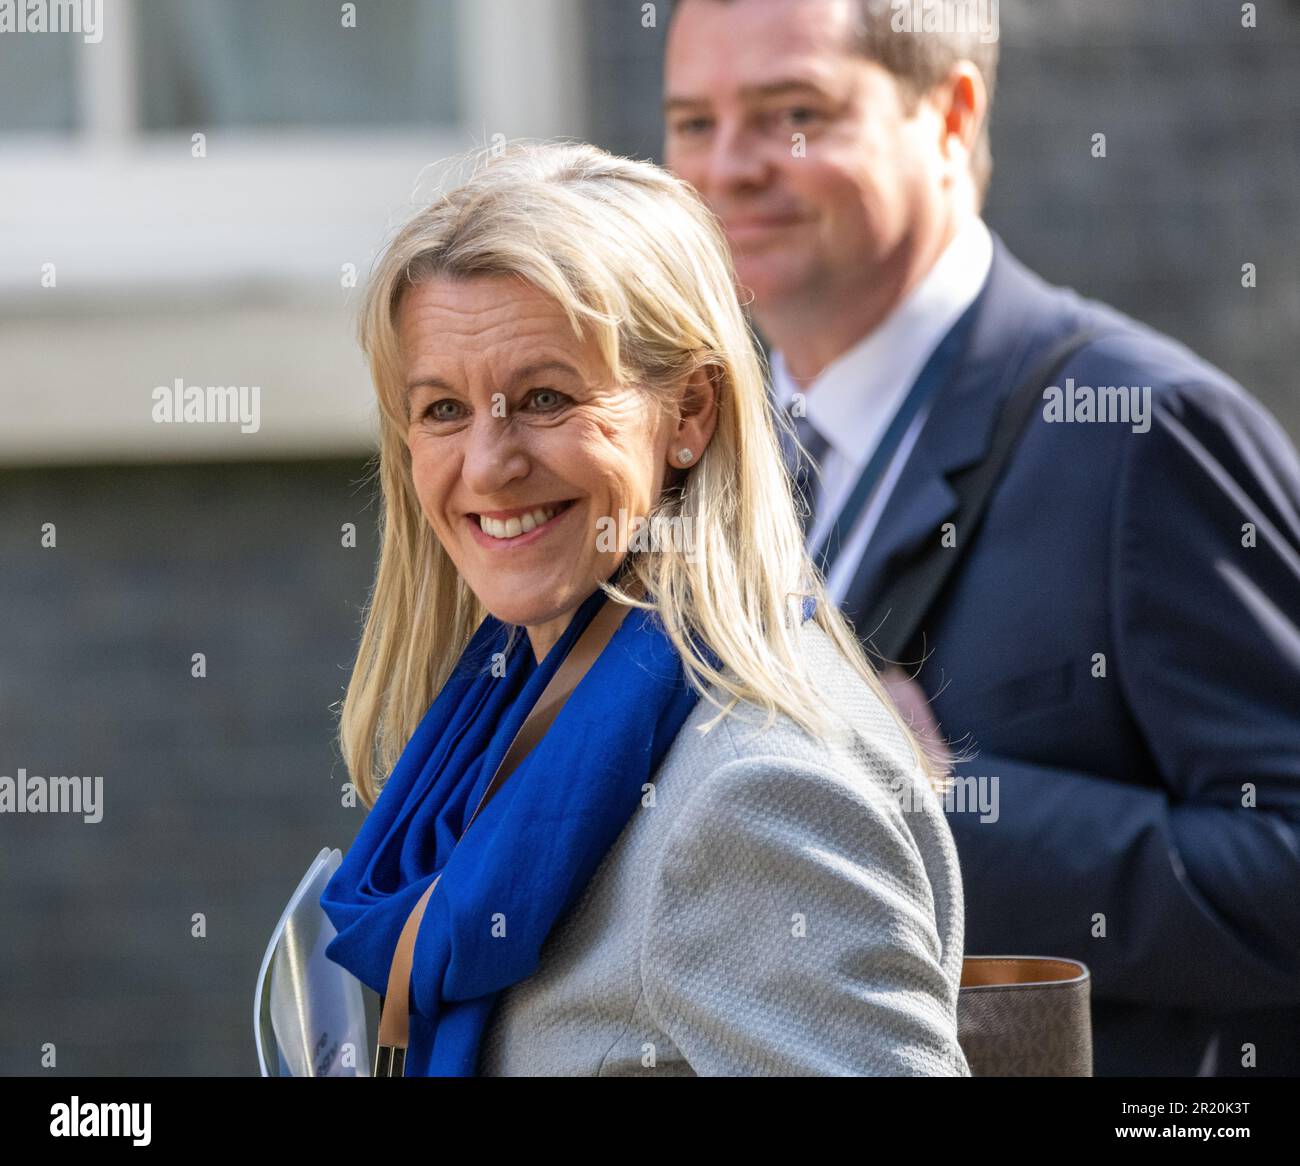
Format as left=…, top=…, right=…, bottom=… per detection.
left=476, top=619, right=971, bottom=1076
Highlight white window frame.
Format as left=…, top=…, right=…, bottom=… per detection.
left=0, top=0, right=588, bottom=462
left=0, top=0, right=590, bottom=299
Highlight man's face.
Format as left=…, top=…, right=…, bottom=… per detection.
left=664, top=0, right=938, bottom=314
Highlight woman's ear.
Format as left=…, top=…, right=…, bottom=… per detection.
left=667, top=364, right=721, bottom=470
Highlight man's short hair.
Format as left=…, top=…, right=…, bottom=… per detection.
left=849, top=0, right=998, bottom=204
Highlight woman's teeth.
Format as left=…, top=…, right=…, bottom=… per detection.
left=478, top=502, right=566, bottom=540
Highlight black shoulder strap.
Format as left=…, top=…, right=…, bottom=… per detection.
left=862, top=328, right=1108, bottom=663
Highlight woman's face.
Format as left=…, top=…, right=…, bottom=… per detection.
left=399, top=274, right=687, bottom=662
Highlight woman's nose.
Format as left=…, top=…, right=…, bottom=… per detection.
left=458, top=413, right=530, bottom=494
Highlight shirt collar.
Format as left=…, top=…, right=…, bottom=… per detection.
left=770, top=216, right=993, bottom=465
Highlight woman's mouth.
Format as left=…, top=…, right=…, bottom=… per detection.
left=466, top=498, right=579, bottom=548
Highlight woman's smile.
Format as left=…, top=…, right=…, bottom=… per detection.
left=465, top=497, right=580, bottom=549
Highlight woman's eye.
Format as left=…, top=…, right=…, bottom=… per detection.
left=526, top=388, right=569, bottom=411
left=421, top=400, right=462, bottom=422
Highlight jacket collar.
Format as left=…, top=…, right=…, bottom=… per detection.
left=839, top=233, right=1068, bottom=628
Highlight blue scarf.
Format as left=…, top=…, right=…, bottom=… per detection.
left=319, top=584, right=718, bottom=1075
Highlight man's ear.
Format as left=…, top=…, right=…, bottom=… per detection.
left=935, top=61, right=986, bottom=168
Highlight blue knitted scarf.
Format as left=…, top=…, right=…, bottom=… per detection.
left=319, top=585, right=717, bottom=1075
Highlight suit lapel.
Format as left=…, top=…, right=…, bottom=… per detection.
left=839, top=235, right=1057, bottom=634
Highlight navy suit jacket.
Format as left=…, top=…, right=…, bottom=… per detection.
left=834, top=233, right=1300, bottom=1076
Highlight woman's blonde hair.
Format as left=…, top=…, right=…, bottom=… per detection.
left=340, top=138, right=945, bottom=807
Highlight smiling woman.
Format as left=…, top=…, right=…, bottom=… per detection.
left=316, top=139, right=970, bottom=1077
left=396, top=273, right=696, bottom=661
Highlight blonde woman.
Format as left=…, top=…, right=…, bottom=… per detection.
left=318, top=140, right=970, bottom=1077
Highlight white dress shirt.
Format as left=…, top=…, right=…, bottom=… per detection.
left=770, top=215, right=994, bottom=603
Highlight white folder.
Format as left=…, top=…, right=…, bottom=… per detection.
left=253, top=847, right=373, bottom=1077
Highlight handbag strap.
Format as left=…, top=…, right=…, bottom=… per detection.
left=863, top=329, right=1108, bottom=662
left=373, top=582, right=642, bottom=1076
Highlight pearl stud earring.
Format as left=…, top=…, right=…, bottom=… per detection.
left=677, top=448, right=694, bottom=465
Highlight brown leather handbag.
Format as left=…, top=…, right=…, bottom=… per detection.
left=957, top=955, right=1093, bottom=1076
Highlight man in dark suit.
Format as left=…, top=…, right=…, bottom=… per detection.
left=664, top=0, right=1300, bottom=1075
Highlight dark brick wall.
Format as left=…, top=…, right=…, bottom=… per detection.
left=0, top=460, right=378, bottom=1075
left=984, top=0, right=1300, bottom=436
